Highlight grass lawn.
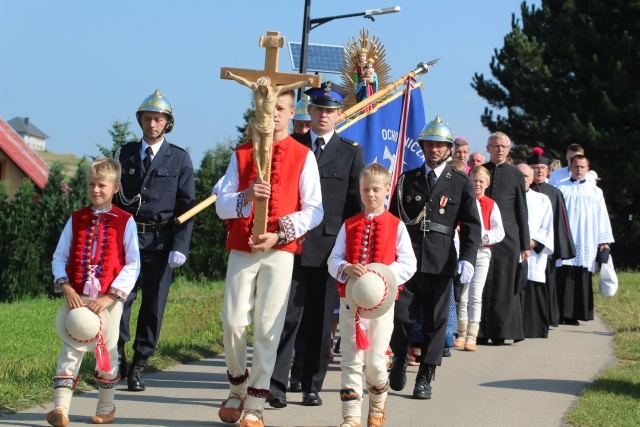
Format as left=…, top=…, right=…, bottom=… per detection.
left=564, top=271, right=640, bottom=427
left=0, top=277, right=224, bottom=416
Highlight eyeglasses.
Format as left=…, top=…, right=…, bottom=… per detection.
left=489, top=144, right=510, bottom=150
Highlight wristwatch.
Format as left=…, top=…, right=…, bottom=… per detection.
left=276, top=231, right=287, bottom=245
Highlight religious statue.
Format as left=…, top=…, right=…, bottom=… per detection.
left=354, top=60, right=378, bottom=107
left=341, top=27, right=390, bottom=111
left=225, top=71, right=312, bottom=181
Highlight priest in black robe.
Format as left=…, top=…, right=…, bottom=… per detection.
left=479, top=132, right=530, bottom=344
left=527, top=148, right=576, bottom=327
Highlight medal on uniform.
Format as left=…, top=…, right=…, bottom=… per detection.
left=445, top=172, right=452, bottom=181
left=415, top=195, right=422, bottom=201
left=439, top=196, right=448, bottom=214
left=406, top=195, right=412, bottom=202
left=129, top=168, right=135, bottom=175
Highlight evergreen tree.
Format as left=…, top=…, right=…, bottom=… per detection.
left=181, top=141, right=234, bottom=280
left=0, top=179, right=43, bottom=301
left=96, top=119, right=138, bottom=157
left=472, top=0, right=640, bottom=266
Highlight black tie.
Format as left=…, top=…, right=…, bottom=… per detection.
left=427, top=169, right=436, bottom=194
left=314, top=137, right=325, bottom=161
left=144, top=146, right=153, bottom=170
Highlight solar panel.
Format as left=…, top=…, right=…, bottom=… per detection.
left=289, top=42, right=345, bottom=74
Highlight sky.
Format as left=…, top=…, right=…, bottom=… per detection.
left=0, top=0, right=540, bottom=168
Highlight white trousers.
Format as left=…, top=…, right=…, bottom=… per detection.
left=459, top=247, right=491, bottom=323
left=221, top=249, right=294, bottom=412
left=339, top=298, right=393, bottom=403
left=55, top=300, right=123, bottom=380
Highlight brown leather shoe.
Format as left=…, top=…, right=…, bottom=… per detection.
left=91, top=407, right=115, bottom=424
left=238, top=413, right=264, bottom=427
left=367, top=404, right=386, bottom=427
left=218, top=393, right=245, bottom=423
left=46, top=408, right=69, bottom=427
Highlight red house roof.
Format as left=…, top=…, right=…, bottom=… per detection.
left=0, top=117, right=49, bottom=189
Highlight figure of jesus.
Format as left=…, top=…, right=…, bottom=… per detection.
left=225, top=71, right=312, bottom=181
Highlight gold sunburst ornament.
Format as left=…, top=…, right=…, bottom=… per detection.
left=340, top=27, right=391, bottom=111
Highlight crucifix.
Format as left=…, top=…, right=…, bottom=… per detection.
left=221, top=31, right=321, bottom=242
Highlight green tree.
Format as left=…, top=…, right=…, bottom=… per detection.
left=96, top=119, right=138, bottom=157
left=472, top=0, right=640, bottom=267
left=0, top=179, right=43, bottom=301
left=181, top=141, right=234, bottom=280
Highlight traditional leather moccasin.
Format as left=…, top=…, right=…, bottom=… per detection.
left=91, top=407, right=116, bottom=424
left=367, top=404, right=386, bottom=427
left=46, top=408, right=69, bottom=427
left=218, top=393, right=245, bottom=424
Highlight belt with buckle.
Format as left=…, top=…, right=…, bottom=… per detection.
left=136, top=220, right=173, bottom=234
left=420, top=220, right=455, bottom=237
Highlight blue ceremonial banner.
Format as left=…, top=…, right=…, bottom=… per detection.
left=336, top=82, right=426, bottom=180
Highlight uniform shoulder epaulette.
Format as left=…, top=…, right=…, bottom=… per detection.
left=169, top=143, right=187, bottom=153
left=340, top=137, right=359, bottom=147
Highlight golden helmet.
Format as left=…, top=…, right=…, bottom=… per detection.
left=418, top=115, right=454, bottom=144
left=136, top=89, right=174, bottom=133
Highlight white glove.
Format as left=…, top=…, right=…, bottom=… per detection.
left=168, top=251, right=186, bottom=268
left=457, top=260, right=474, bottom=284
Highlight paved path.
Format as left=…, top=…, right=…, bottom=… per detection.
left=1, top=316, right=614, bottom=427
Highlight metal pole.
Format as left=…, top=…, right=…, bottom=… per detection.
left=297, top=0, right=311, bottom=100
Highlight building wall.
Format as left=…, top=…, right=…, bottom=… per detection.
left=0, top=150, right=30, bottom=198
left=23, top=134, right=46, bottom=151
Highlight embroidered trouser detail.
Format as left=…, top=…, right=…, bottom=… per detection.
left=367, top=380, right=389, bottom=395
left=247, top=387, right=268, bottom=399
left=52, top=375, right=77, bottom=390
left=340, top=388, right=360, bottom=401
left=228, top=369, right=249, bottom=385
left=94, top=372, right=120, bottom=389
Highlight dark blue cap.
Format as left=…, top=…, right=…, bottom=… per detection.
left=304, top=81, right=348, bottom=109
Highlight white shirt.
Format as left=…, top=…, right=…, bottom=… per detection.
left=476, top=198, right=505, bottom=248
left=52, top=207, right=140, bottom=296
left=215, top=142, right=323, bottom=240
left=328, top=212, right=417, bottom=285
left=549, top=166, right=596, bottom=186
left=557, top=179, right=614, bottom=272
left=141, top=138, right=164, bottom=163
left=309, top=129, right=336, bottom=154
left=524, top=190, right=554, bottom=282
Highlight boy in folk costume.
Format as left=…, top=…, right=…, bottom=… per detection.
left=328, top=164, right=416, bottom=427
left=215, top=89, right=323, bottom=427
left=49, top=158, right=140, bottom=426
left=454, top=166, right=505, bottom=351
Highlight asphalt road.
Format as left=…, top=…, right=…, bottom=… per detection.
left=1, top=315, right=614, bottom=427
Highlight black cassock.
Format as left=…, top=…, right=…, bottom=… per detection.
left=535, top=182, right=576, bottom=327
left=479, top=162, right=529, bottom=341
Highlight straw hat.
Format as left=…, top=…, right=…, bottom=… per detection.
left=345, top=263, right=398, bottom=320
left=55, top=296, right=112, bottom=352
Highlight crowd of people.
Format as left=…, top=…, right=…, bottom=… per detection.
left=46, top=85, right=614, bottom=427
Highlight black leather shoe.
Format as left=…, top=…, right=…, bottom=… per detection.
left=443, top=347, right=451, bottom=357
left=412, top=363, right=434, bottom=399
left=389, top=353, right=409, bottom=391
left=289, top=377, right=302, bottom=393
left=302, top=391, right=323, bottom=406
left=412, top=380, right=432, bottom=399
left=266, top=385, right=287, bottom=408
left=127, top=364, right=146, bottom=391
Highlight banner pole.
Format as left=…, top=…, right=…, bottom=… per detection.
left=338, top=59, right=440, bottom=122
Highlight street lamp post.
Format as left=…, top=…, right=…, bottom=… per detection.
left=298, top=0, right=400, bottom=76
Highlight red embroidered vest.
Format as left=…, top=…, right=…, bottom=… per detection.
left=66, top=205, right=131, bottom=294
left=338, top=210, right=401, bottom=297
left=226, top=136, right=310, bottom=253
left=477, top=195, right=495, bottom=247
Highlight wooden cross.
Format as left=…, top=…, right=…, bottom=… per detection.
left=221, top=31, right=321, bottom=243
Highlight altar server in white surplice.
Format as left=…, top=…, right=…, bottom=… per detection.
left=517, top=164, right=554, bottom=339
left=556, top=154, right=613, bottom=326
